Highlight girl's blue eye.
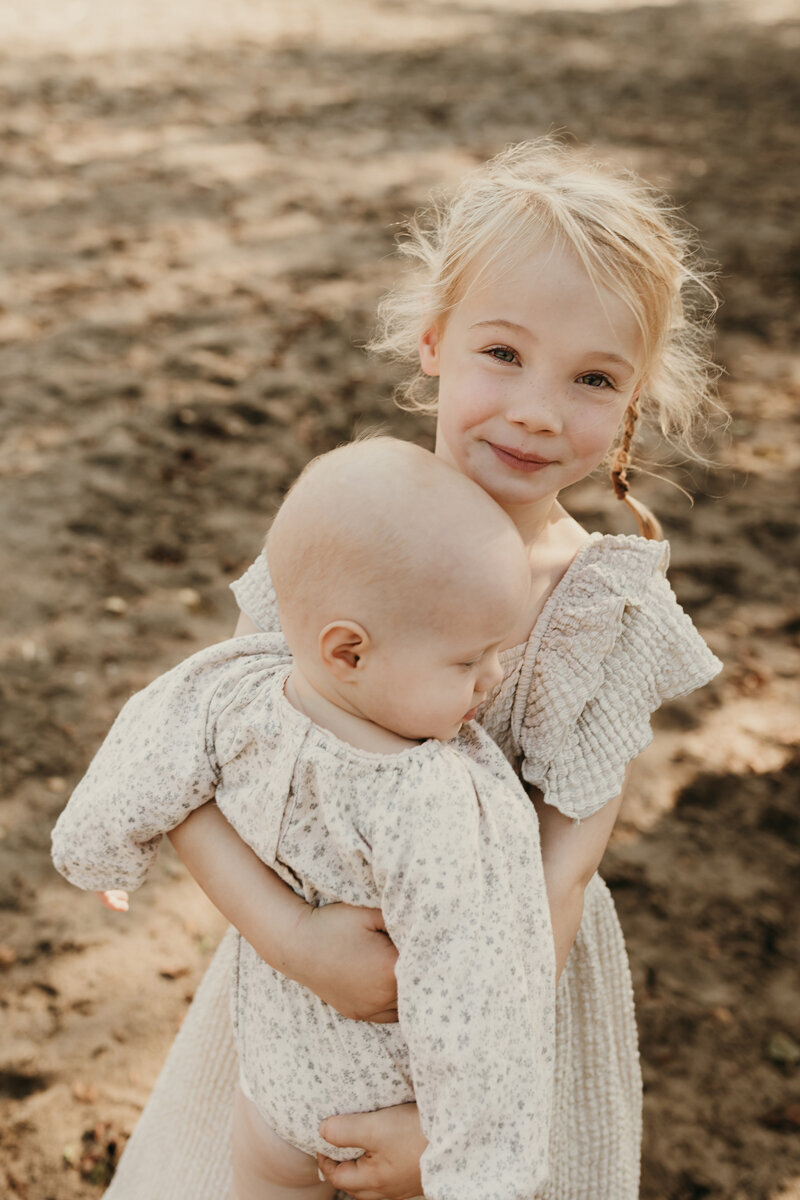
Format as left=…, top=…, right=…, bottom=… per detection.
left=578, top=372, right=614, bottom=389
left=487, top=346, right=518, bottom=364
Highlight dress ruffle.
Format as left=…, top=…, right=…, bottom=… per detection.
left=516, top=534, right=722, bottom=820
left=230, top=549, right=280, bottom=633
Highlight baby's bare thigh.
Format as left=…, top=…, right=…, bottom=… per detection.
left=230, top=1086, right=333, bottom=1200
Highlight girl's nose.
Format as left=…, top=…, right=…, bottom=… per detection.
left=507, top=384, right=564, bottom=434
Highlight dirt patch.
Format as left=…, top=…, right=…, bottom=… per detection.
left=1, top=2, right=798, bottom=1197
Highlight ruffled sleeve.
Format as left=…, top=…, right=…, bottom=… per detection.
left=230, top=547, right=282, bottom=633
left=516, top=534, right=722, bottom=821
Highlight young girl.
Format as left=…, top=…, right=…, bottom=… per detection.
left=103, top=138, right=722, bottom=1200
left=53, top=438, right=556, bottom=1200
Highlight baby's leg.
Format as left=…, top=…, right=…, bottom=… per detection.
left=228, top=1086, right=334, bottom=1200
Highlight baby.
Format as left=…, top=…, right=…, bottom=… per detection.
left=52, top=437, right=556, bottom=1200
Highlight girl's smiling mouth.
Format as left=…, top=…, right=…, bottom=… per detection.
left=487, top=443, right=556, bottom=472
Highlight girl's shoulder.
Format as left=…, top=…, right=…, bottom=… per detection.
left=506, top=533, right=722, bottom=819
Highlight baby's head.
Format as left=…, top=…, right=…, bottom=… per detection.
left=267, top=437, right=530, bottom=741
left=373, top=137, right=719, bottom=535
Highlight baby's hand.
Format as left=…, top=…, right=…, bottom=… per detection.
left=95, top=890, right=129, bottom=912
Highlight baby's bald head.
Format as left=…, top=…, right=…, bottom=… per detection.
left=267, top=437, right=529, bottom=660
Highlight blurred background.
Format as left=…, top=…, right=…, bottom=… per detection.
left=0, top=1, right=798, bottom=1197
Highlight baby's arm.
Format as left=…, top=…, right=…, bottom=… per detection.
left=52, top=651, right=232, bottom=893
left=365, top=752, right=553, bottom=1200
left=315, top=786, right=626, bottom=1199
left=532, top=773, right=627, bottom=979
left=167, top=608, right=400, bottom=1022
left=96, top=889, right=130, bottom=911
left=90, top=625, right=265, bottom=916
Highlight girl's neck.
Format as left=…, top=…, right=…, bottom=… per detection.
left=498, top=496, right=591, bottom=651
left=285, top=668, right=417, bottom=755
left=500, top=493, right=565, bottom=547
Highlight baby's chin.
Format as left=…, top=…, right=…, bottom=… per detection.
left=430, top=718, right=476, bottom=742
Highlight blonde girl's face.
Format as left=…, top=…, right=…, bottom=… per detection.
left=420, top=239, right=645, bottom=514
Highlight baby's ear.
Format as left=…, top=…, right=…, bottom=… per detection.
left=319, top=621, right=370, bottom=679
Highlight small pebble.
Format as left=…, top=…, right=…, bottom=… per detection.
left=103, top=596, right=128, bottom=615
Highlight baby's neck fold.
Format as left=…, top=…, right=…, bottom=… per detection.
left=285, top=668, right=418, bottom=755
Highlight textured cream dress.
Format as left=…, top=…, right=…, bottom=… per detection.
left=98, top=533, right=721, bottom=1200
left=52, top=636, right=556, bottom=1200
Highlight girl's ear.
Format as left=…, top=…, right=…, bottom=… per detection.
left=419, top=325, right=441, bottom=377
left=319, top=621, right=370, bottom=680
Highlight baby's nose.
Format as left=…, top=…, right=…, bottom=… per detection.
left=478, top=654, right=503, bottom=694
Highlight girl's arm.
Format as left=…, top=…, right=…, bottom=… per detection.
left=166, top=607, right=399, bottom=1023
left=531, top=772, right=628, bottom=979
left=167, top=805, right=398, bottom=1021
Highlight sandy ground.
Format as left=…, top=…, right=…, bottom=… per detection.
left=0, top=1, right=798, bottom=1197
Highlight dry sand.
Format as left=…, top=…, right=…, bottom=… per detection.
left=0, top=1, right=798, bottom=1197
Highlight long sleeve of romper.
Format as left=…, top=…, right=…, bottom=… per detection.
left=51, top=636, right=289, bottom=892
left=364, top=739, right=555, bottom=1200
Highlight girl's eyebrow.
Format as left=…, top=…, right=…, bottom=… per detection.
left=585, top=352, right=635, bottom=374
left=470, top=318, right=529, bottom=335
left=471, top=319, right=635, bottom=374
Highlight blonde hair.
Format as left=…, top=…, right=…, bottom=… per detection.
left=370, top=137, right=721, bottom=538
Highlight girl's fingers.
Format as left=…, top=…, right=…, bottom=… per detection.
left=318, top=1106, right=424, bottom=1199
left=319, top=1110, right=372, bottom=1148
left=316, top=1112, right=383, bottom=1199
left=315, top=1153, right=383, bottom=1200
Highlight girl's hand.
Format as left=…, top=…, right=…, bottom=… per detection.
left=95, top=890, right=129, bottom=912
left=316, top=1103, right=426, bottom=1200
left=169, top=803, right=398, bottom=1023
left=295, top=902, right=399, bottom=1023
